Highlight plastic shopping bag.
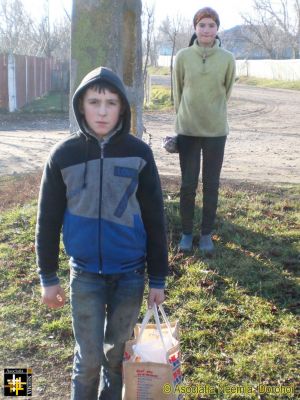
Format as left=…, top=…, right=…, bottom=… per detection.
left=123, top=304, right=183, bottom=400
left=132, top=304, right=178, bottom=363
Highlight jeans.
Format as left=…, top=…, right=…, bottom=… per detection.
left=70, top=267, right=145, bottom=400
left=177, top=135, right=226, bottom=235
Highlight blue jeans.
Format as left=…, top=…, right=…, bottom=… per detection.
left=70, top=267, right=145, bottom=400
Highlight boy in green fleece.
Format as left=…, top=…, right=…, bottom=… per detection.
left=173, top=7, right=236, bottom=253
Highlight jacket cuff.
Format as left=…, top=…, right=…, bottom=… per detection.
left=39, top=273, right=60, bottom=287
left=148, top=275, right=166, bottom=289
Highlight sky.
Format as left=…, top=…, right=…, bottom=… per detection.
left=21, top=0, right=71, bottom=24
left=146, top=0, right=253, bottom=30
left=21, top=0, right=254, bottom=30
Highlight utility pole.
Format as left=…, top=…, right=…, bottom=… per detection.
left=46, top=0, right=51, bottom=57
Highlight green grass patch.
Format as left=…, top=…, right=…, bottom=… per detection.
left=0, top=183, right=299, bottom=398
left=147, top=66, right=170, bottom=75
left=21, top=90, right=69, bottom=113
left=164, top=183, right=299, bottom=398
left=237, top=76, right=300, bottom=91
left=145, top=85, right=173, bottom=110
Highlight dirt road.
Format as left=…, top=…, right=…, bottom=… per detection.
left=0, top=84, right=299, bottom=184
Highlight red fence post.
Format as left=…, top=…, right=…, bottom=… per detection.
left=0, top=54, right=9, bottom=110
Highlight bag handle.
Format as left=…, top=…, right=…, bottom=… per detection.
left=137, top=308, right=154, bottom=342
left=136, top=304, right=176, bottom=349
left=155, top=304, right=177, bottom=346
left=158, top=304, right=174, bottom=341
left=136, top=305, right=167, bottom=352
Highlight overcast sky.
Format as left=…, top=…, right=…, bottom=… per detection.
left=21, top=0, right=255, bottom=30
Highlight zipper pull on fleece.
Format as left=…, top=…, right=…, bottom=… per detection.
left=100, top=141, right=105, bottom=159
left=202, top=53, right=207, bottom=64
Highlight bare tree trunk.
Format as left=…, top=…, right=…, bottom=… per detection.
left=142, top=3, right=155, bottom=88
left=170, top=42, right=175, bottom=105
left=159, top=15, right=183, bottom=105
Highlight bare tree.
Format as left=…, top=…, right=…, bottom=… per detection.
left=50, top=16, right=71, bottom=61
left=0, top=0, right=70, bottom=60
left=240, top=18, right=284, bottom=59
left=0, top=0, right=35, bottom=54
left=30, top=14, right=70, bottom=60
left=142, top=1, right=155, bottom=85
left=262, top=0, right=300, bottom=57
left=241, top=0, right=300, bottom=58
left=148, top=31, right=160, bottom=67
left=159, top=14, right=186, bottom=103
left=174, top=20, right=194, bottom=52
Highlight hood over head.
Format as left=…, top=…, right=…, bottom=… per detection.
left=72, top=66, right=131, bottom=136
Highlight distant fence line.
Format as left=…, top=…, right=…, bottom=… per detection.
left=158, top=55, right=300, bottom=81
left=236, top=59, right=300, bottom=81
left=0, top=53, right=69, bottom=112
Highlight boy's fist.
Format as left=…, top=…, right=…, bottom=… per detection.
left=41, top=284, right=66, bottom=308
left=148, top=288, right=165, bottom=309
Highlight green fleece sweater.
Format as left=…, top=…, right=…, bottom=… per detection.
left=173, top=39, right=236, bottom=137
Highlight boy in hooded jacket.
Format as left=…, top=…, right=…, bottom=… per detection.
left=35, top=66, right=168, bottom=400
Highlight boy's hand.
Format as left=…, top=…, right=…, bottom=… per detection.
left=148, top=288, right=165, bottom=309
left=41, top=284, right=66, bottom=309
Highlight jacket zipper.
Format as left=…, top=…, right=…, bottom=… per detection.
left=98, top=141, right=105, bottom=273
left=202, top=52, right=207, bottom=73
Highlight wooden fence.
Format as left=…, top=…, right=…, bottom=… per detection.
left=0, top=53, right=69, bottom=112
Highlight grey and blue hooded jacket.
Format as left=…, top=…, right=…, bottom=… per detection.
left=35, top=67, right=168, bottom=289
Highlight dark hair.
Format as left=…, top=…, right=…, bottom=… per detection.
left=188, top=33, right=222, bottom=47
left=87, top=82, right=121, bottom=96
left=79, top=81, right=124, bottom=113
left=188, top=33, right=197, bottom=47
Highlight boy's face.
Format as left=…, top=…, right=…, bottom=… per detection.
left=81, top=87, right=122, bottom=137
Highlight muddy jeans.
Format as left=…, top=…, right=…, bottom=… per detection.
left=70, top=267, right=145, bottom=400
left=177, top=135, right=226, bottom=235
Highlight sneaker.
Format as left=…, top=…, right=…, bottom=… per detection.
left=199, top=234, right=214, bottom=253
left=178, top=234, right=193, bottom=252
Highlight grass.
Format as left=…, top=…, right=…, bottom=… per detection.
left=143, top=69, right=300, bottom=111
left=20, top=91, right=69, bottom=114
left=145, top=85, right=173, bottom=110
left=0, top=173, right=42, bottom=212
left=163, top=182, right=300, bottom=399
left=147, top=66, right=170, bottom=75
left=0, top=194, right=72, bottom=397
left=236, top=76, right=300, bottom=91
left=0, top=174, right=299, bottom=399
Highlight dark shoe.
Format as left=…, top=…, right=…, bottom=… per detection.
left=199, top=234, right=214, bottom=253
left=178, top=234, right=193, bottom=252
